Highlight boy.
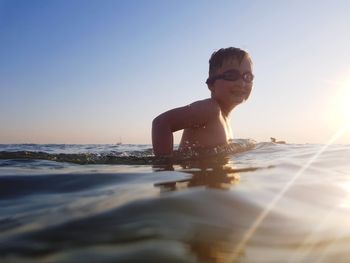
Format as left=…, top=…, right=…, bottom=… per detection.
left=152, top=47, right=254, bottom=157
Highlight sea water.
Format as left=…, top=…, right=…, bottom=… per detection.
left=1, top=140, right=350, bottom=263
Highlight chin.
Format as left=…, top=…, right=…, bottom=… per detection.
left=231, top=97, right=244, bottom=105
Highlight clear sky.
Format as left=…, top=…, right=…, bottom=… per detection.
left=1, top=0, right=350, bottom=144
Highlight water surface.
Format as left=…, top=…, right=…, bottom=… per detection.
left=1, top=141, right=350, bottom=262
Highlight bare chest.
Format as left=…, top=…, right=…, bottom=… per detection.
left=179, top=115, right=233, bottom=149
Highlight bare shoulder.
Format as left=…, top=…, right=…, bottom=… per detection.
left=152, top=98, right=221, bottom=132
left=189, top=98, right=221, bottom=117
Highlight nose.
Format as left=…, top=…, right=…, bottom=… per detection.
left=233, top=78, right=246, bottom=89
left=238, top=77, right=246, bottom=85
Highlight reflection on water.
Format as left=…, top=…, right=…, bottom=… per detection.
left=154, top=158, right=240, bottom=191
left=154, top=157, right=270, bottom=192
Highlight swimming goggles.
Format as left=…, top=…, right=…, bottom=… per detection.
left=206, top=69, right=254, bottom=85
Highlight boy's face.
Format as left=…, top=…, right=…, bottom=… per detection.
left=209, top=56, right=253, bottom=110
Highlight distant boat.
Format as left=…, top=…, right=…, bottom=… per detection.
left=116, top=137, right=122, bottom=145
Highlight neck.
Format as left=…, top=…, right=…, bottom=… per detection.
left=211, top=97, right=236, bottom=117
left=221, top=105, right=235, bottom=118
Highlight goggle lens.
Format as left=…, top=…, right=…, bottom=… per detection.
left=223, top=70, right=254, bottom=83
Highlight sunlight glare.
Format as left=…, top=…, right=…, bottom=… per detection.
left=332, top=76, right=350, bottom=125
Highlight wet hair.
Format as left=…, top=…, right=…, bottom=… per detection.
left=208, top=47, right=250, bottom=80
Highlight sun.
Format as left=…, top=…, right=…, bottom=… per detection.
left=332, top=76, right=350, bottom=126
left=339, top=93, right=350, bottom=123
left=340, top=87, right=350, bottom=121
left=325, top=74, right=350, bottom=144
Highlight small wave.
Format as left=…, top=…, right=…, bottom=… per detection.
left=0, top=140, right=256, bottom=165
left=0, top=173, right=142, bottom=199
left=2, top=185, right=346, bottom=263
left=0, top=151, right=154, bottom=165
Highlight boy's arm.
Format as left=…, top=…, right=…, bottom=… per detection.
left=152, top=99, right=220, bottom=157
